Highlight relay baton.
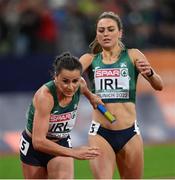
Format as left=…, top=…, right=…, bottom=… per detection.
left=97, top=104, right=116, bottom=123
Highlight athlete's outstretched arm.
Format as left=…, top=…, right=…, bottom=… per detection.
left=80, top=77, right=104, bottom=109
left=129, top=49, right=163, bottom=91
left=32, top=86, right=100, bottom=160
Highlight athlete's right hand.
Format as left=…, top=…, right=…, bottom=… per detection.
left=71, top=146, right=101, bottom=160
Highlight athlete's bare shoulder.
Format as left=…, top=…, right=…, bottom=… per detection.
left=128, top=48, right=144, bottom=56
left=128, top=48, right=146, bottom=64
left=79, top=53, right=94, bottom=71
left=33, top=84, right=54, bottom=110
left=80, top=53, right=94, bottom=60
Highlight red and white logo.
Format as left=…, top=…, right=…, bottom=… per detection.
left=95, top=69, right=120, bottom=77
left=50, top=112, right=72, bottom=122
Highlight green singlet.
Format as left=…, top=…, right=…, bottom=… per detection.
left=87, top=49, right=139, bottom=103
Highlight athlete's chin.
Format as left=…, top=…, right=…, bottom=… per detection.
left=102, top=44, right=113, bottom=49
left=64, top=92, right=74, bottom=97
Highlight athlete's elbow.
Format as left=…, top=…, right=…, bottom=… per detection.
left=152, top=79, right=164, bottom=91
left=157, top=85, right=163, bottom=91
left=157, top=80, right=164, bottom=91
left=154, top=83, right=164, bottom=91
left=156, top=77, right=164, bottom=91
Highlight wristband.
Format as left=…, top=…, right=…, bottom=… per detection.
left=147, top=68, right=154, bottom=77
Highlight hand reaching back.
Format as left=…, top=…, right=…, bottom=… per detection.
left=72, top=146, right=101, bottom=160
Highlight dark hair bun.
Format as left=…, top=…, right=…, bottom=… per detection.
left=56, top=51, right=72, bottom=61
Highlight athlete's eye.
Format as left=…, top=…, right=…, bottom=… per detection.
left=63, top=79, right=69, bottom=84
left=72, top=79, right=79, bottom=83
left=108, top=27, right=115, bottom=32
left=97, top=28, right=105, bottom=33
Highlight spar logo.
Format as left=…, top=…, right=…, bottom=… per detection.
left=50, top=111, right=76, bottom=122
left=95, top=69, right=120, bottom=77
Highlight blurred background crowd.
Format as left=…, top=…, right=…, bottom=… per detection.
left=0, top=0, right=175, bottom=56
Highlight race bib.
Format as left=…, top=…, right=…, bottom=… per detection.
left=48, top=110, right=77, bottom=138
left=94, top=68, right=130, bottom=99
left=134, top=121, right=140, bottom=135
left=88, top=121, right=100, bottom=135
left=19, top=135, right=29, bottom=156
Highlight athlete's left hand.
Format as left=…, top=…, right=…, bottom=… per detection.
left=135, top=59, right=153, bottom=77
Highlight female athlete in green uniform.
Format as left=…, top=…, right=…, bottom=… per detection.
left=80, top=12, right=163, bottom=179
left=19, top=52, right=102, bottom=179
